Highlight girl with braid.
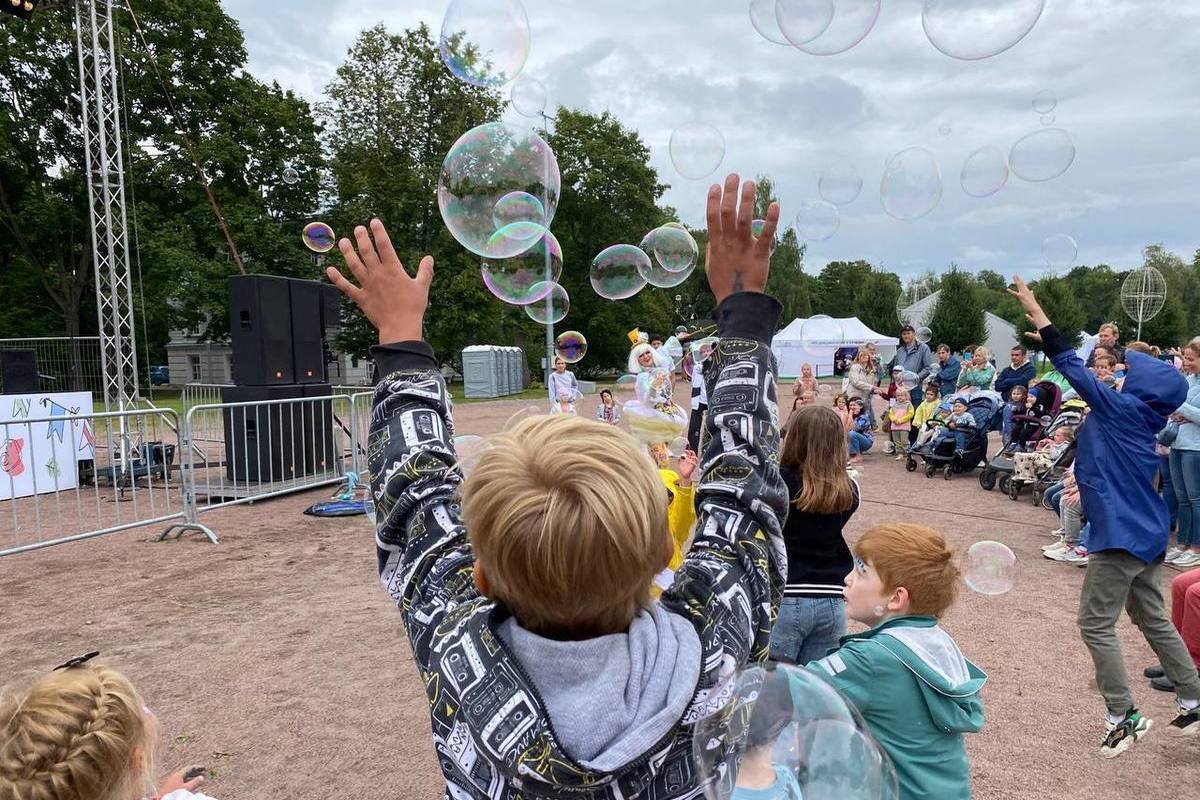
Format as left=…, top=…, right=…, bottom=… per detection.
left=0, top=657, right=210, bottom=800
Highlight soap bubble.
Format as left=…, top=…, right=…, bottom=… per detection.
left=524, top=282, right=569, bottom=324
left=555, top=331, right=587, bottom=364
left=439, top=0, right=530, bottom=87
left=504, top=404, right=543, bottom=430
left=794, top=200, right=840, bottom=241
left=662, top=221, right=688, bottom=231
left=282, top=166, right=300, bottom=185
left=614, top=374, right=638, bottom=392
left=964, top=540, right=1016, bottom=595
left=651, top=225, right=699, bottom=273
left=916, top=326, right=932, bottom=344
left=692, top=337, right=719, bottom=364
left=881, top=146, right=942, bottom=220
left=591, top=244, right=650, bottom=300
left=1040, top=114, right=1056, bottom=126
left=1031, top=89, right=1057, bottom=114
left=638, top=231, right=696, bottom=289
left=793, top=0, right=881, bottom=56
left=751, top=219, right=777, bottom=254
left=668, top=436, right=690, bottom=458
left=1009, top=128, right=1075, bottom=182
left=959, top=146, right=1009, bottom=198
left=669, top=122, right=726, bottom=180
left=922, top=0, right=1045, bottom=61
left=819, top=163, right=863, bottom=205
left=774, top=0, right=836, bottom=47
left=749, top=0, right=790, bottom=44
left=453, top=434, right=489, bottom=477
left=510, top=75, right=547, bottom=117
left=492, top=191, right=546, bottom=239
left=439, top=121, right=560, bottom=259
left=481, top=231, right=561, bottom=305
left=800, top=314, right=844, bottom=347
left=898, top=370, right=921, bottom=392
left=692, top=663, right=899, bottom=800
left=1042, top=234, right=1078, bottom=270
left=302, top=221, right=336, bottom=253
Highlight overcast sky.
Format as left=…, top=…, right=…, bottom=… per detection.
left=221, top=0, right=1200, bottom=282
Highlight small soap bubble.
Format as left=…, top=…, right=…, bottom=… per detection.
left=555, top=331, right=587, bottom=364
left=669, top=122, right=726, bottom=180
left=964, top=540, right=1016, bottom=595
left=302, top=221, right=336, bottom=253
left=523, top=282, right=569, bottom=324
left=1009, top=128, right=1075, bottom=183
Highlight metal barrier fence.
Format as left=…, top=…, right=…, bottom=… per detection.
left=0, top=389, right=375, bottom=558
left=0, top=406, right=214, bottom=557
left=0, top=337, right=104, bottom=396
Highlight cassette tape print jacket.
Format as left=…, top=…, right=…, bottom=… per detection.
left=367, top=291, right=788, bottom=800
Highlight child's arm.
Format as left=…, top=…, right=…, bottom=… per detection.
left=326, top=221, right=475, bottom=665
left=666, top=175, right=788, bottom=666
left=807, top=642, right=875, bottom=713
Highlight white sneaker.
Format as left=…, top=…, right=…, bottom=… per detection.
left=1048, top=546, right=1088, bottom=563
left=1173, top=552, right=1200, bottom=568
left=1166, top=546, right=1184, bottom=562
left=883, top=441, right=895, bottom=454
left=1042, top=539, right=1068, bottom=554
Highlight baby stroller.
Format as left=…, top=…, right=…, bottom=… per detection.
left=907, top=391, right=1000, bottom=480
left=1001, top=437, right=1077, bottom=503
left=978, top=381, right=1062, bottom=491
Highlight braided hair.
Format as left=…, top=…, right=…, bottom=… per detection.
left=0, top=664, right=152, bottom=800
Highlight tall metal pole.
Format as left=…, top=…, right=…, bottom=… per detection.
left=75, top=0, right=140, bottom=415
left=539, top=110, right=555, bottom=388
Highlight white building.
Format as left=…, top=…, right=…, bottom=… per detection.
left=899, top=290, right=1019, bottom=356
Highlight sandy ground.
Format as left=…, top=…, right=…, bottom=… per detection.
left=2, top=384, right=1198, bottom=800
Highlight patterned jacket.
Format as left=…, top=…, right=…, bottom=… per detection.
left=368, top=292, right=788, bottom=800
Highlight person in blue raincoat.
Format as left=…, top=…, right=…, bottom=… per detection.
left=1010, top=276, right=1200, bottom=755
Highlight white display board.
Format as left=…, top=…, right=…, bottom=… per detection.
left=0, top=392, right=95, bottom=501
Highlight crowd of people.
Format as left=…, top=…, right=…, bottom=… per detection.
left=3, top=178, right=1198, bottom=800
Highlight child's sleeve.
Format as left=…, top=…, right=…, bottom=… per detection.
left=807, top=642, right=876, bottom=713
left=898, top=406, right=914, bottom=424
left=368, top=341, right=478, bottom=667
left=667, top=481, right=696, bottom=565
left=665, top=292, right=789, bottom=667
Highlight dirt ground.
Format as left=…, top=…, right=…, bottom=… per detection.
left=2, top=384, right=1198, bottom=800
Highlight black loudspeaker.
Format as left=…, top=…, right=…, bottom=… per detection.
left=229, top=275, right=294, bottom=385
left=288, top=280, right=327, bottom=384
left=321, top=284, right=342, bottom=331
left=221, top=384, right=303, bottom=482
left=298, top=383, right=336, bottom=474
left=0, top=350, right=38, bottom=394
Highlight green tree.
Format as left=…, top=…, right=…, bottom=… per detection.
left=1019, top=276, right=1085, bottom=352
left=854, top=272, right=901, bottom=335
left=813, top=260, right=872, bottom=316
left=926, top=267, right=986, bottom=351
left=322, top=23, right=504, bottom=361
left=754, top=177, right=809, bottom=323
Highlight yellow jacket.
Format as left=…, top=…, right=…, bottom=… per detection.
left=913, top=399, right=940, bottom=429
left=652, top=468, right=697, bottom=596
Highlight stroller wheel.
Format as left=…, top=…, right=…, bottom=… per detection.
left=1032, top=489, right=1042, bottom=506
left=943, top=465, right=953, bottom=481
left=905, top=457, right=917, bottom=473
left=998, top=475, right=1012, bottom=495
left=979, top=469, right=997, bottom=491
left=1009, top=481, right=1021, bottom=500
left=925, top=464, right=936, bottom=478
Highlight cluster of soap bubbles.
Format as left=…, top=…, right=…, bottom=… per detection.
left=590, top=225, right=699, bottom=301
left=750, top=0, right=883, bottom=56
left=963, top=540, right=1017, bottom=595
left=693, top=662, right=900, bottom=800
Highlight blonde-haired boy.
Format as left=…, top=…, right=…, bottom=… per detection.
left=328, top=174, right=787, bottom=799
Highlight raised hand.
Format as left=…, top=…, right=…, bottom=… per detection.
left=1007, top=276, right=1051, bottom=331
left=326, top=218, right=433, bottom=344
left=704, top=173, right=779, bottom=304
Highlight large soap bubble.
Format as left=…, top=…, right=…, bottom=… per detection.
left=800, top=314, right=845, bottom=347
left=670, top=122, right=726, bottom=180
left=1042, top=234, right=1078, bottom=270
left=749, top=0, right=790, bottom=45
left=774, top=0, right=836, bottom=47
left=794, top=201, right=840, bottom=241
left=591, top=244, right=649, bottom=300
left=1009, top=128, right=1075, bottom=182
left=480, top=231, right=561, bottom=305
left=963, top=540, right=1016, bottom=595
left=793, top=0, right=881, bottom=56
left=439, top=121, right=560, bottom=259
left=960, top=146, right=1009, bottom=198
left=524, top=282, right=569, bottom=324
left=922, top=0, right=1045, bottom=61
left=693, top=663, right=899, bottom=800
left=439, top=0, right=530, bottom=87
left=510, top=76, right=547, bottom=118
left=881, top=146, right=942, bottom=220
left=646, top=225, right=699, bottom=273
left=819, top=162, right=863, bottom=205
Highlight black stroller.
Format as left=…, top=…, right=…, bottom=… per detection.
left=979, top=381, right=1063, bottom=491
left=907, top=392, right=1000, bottom=480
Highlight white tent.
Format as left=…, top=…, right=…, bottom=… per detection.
left=771, top=317, right=899, bottom=378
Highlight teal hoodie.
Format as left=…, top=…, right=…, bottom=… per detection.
left=806, top=616, right=987, bottom=800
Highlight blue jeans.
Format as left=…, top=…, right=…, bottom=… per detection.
left=1170, top=449, right=1200, bottom=547
left=1161, top=454, right=1178, bottom=532
left=769, top=597, right=847, bottom=665
left=1045, top=480, right=1065, bottom=514
left=849, top=431, right=873, bottom=456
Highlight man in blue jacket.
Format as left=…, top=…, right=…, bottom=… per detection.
left=1011, top=277, right=1200, bottom=755
left=994, top=345, right=1036, bottom=401
left=932, top=344, right=961, bottom=398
